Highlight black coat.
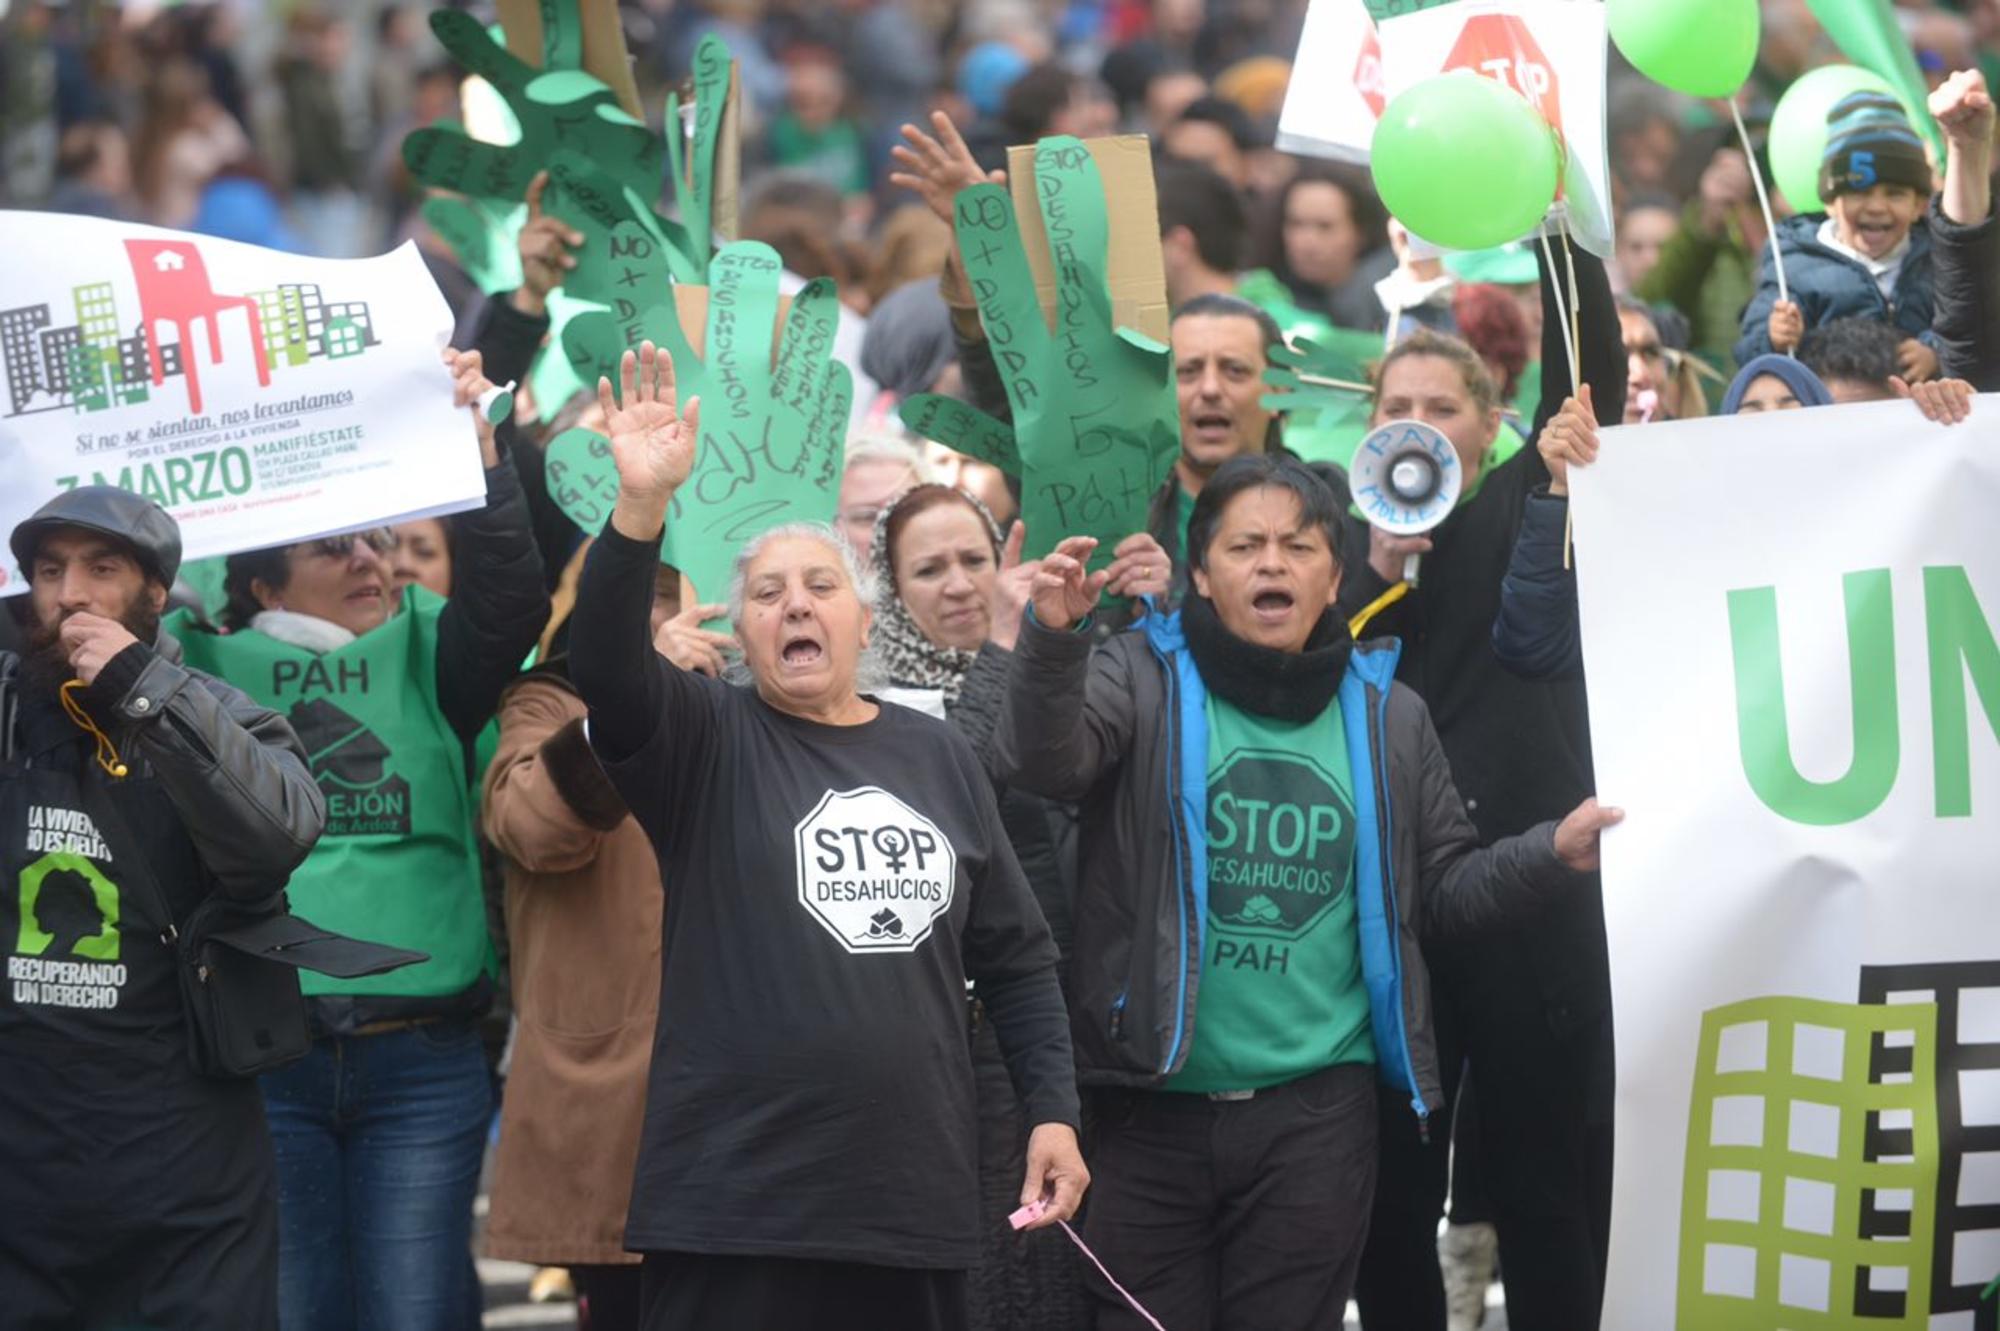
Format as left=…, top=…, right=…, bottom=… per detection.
left=1335, top=244, right=1624, bottom=1040
left=1928, top=194, right=2000, bottom=391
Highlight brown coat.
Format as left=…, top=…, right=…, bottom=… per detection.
left=481, top=673, right=662, bottom=1266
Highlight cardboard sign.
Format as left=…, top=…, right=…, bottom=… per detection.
left=1006, top=135, right=1169, bottom=345
left=497, top=0, right=643, bottom=120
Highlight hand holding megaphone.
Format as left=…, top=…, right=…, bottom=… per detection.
left=1352, top=419, right=1461, bottom=588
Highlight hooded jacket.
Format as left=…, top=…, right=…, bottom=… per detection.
left=994, top=607, right=1585, bottom=1110
left=1735, top=212, right=1939, bottom=367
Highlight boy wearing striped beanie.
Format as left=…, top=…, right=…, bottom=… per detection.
left=1737, top=89, right=1941, bottom=381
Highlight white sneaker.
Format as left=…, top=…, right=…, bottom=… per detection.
left=1439, top=1221, right=1498, bottom=1331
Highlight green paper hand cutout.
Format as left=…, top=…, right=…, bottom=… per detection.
left=421, top=195, right=525, bottom=295
left=402, top=11, right=661, bottom=208
left=898, top=137, right=1178, bottom=568
left=547, top=242, right=852, bottom=613
left=544, top=426, right=621, bottom=536
left=663, top=34, right=733, bottom=277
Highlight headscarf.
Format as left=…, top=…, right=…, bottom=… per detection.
left=860, top=278, right=957, bottom=405
left=1721, top=354, right=1834, bottom=415
left=868, top=485, right=1005, bottom=705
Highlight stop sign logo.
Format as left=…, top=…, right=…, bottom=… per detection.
left=794, top=786, right=958, bottom=955
left=1442, top=14, right=1561, bottom=137
left=1355, top=23, right=1386, bottom=118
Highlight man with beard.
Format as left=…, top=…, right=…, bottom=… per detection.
left=2, top=486, right=324, bottom=1328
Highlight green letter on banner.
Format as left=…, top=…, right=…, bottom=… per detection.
left=1728, top=570, right=1899, bottom=826
left=1925, top=565, right=2000, bottom=819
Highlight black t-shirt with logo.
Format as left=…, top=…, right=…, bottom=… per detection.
left=1, top=695, right=194, bottom=1044
left=576, top=528, right=1078, bottom=1270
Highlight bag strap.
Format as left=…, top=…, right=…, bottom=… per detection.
left=72, top=769, right=200, bottom=947
left=0, top=651, right=18, bottom=766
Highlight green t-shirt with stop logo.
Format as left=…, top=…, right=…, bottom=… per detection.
left=1169, top=694, right=1374, bottom=1093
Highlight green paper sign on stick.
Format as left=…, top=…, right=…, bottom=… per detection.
left=546, top=242, right=852, bottom=615
left=899, top=136, right=1179, bottom=570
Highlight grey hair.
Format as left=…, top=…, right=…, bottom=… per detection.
left=726, top=522, right=888, bottom=693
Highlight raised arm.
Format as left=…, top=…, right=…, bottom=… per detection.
left=434, top=349, right=552, bottom=743
left=1535, top=239, right=1626, bottom=444
left=1929, top=71, right=2000, bottom=390
left=890, top=111, right=1015, bottom=423
left=567, top=342, right=718, bottom=829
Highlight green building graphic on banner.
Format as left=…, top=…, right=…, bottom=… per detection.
left=1680, top=964, right=2000, bottom=1329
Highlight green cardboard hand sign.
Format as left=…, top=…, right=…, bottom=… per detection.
left=420, top=194, right=526, bottom=295
left=898, top=137, right=1178, bottom=568
left=548, top=242, right=852, bottom=611
left=544, top=426, right=621, bottom=536
left=662, top=34, right=734, bottom=277
left=402, top=10, right=661, bottom=209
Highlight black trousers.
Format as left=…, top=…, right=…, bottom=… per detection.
left=638, top=1251, right=968, bottom=1331
left=1354, top=958, right=1614, bottom=1331
left=574, top=1263, right=644, bottom=1331
left=0, top=1040, right=278, bottom=1330
left=1080, top=1062, right=1379, bottom=1331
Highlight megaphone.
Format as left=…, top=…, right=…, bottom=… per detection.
left=1350, top=419, right=1461, bottom=587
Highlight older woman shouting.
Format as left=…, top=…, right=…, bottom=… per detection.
left=568, top=343, right=1087, bottom=1331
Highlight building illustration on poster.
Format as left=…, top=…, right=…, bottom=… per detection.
left=1678, top=964, right=2000, bottom=1329
left=2, top=246, right=378, bottom=419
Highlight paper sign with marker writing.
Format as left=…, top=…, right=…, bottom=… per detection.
left=1277, top=0, right=1611, bottom=255
left=0, top=212, right=483, bottom=595
left=900, top=137, right=1179, bottom=569
left=1006, top=135, right=1170, bottom=347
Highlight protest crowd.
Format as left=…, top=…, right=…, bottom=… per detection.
left=0, top=0, right=1995, bottom=1328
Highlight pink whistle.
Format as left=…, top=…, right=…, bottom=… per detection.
left=1009, top=1199, right=1050, bottom=1230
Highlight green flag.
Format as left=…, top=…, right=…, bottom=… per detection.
left=1803, top=0, right=1947, bottom=161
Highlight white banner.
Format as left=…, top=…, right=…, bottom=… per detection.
left=0, top=212, right=485, bottom=595
left=1277, top=0, right=1613, bottom=256
left=1572, top=399, right=2000, bottom=1327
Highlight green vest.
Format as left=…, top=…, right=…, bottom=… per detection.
left=168, top=589, right=489, bottom=997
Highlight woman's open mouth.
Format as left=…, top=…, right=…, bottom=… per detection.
left=781, top=636, right=824, bottom=666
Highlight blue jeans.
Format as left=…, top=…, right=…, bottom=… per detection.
left=262, top=1019, right=492, bottom=1331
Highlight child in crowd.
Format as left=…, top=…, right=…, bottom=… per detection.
left=1736, top=91, right=1941, bottom=380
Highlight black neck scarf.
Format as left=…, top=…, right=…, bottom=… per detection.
left=1181, top=592, right=1353, bottom=723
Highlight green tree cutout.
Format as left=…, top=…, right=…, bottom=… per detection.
left=898, top=137, right=1179, bottom=568
left=544, top=241, right=852, bottom=612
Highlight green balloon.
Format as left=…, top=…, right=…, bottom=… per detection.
left=1608, top=0, right=1759, bottom=99
left=1768, top=64, right=1899, bottom=212
left=1370, top=73, right=1559, bottom=253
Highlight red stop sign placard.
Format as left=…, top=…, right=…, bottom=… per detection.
left=1355, top=22, right=1386, bottom=118
left=1442, top=14, right=1561, bottom=137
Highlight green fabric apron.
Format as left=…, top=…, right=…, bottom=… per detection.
left=168, top=588, right=488, bottom=997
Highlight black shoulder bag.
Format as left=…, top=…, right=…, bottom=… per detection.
left=81, top=772, right=429, bottom=1079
